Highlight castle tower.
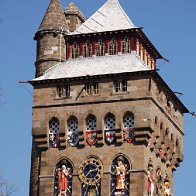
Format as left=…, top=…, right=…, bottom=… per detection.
left=64, top=2, right=86, bottom=32
left=29, top=0, right=188, bottom=195
left=34, top=0, right=68, bottom=77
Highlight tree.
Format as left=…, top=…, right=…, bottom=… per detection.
left=0, top=175, right=17, bottom=196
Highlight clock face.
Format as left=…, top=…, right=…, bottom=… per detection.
left=78, top=157, right=103, bottom=186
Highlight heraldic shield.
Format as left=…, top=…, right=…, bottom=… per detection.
left=86, top=130, right=97, bottom=145
left=68, top=132, right=79, bottom=146
left=123, top=128, right=135, bottom=143
left=105, top=130, right=116, bottom=144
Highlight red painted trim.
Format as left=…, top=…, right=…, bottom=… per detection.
left=105, top=40, right=109, bottom=54
left=131, top=37, right=136, bottom=51
left=118, top=38, right=122, bottom=52
left=92, top=41, right=96, bottom=55
left=79, top=42, right=83, bottom=56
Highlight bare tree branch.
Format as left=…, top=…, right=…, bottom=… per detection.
left=0, top=175, right=17, bottom=196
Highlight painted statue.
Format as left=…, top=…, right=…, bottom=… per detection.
left=58, top=165, right=71, bottom=196
left=163, top=174, right=170, bottom=196
left=114, top=156, right=126, bottom=191
left=147, top=159, right=155, bottom=196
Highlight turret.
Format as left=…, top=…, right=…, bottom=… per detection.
left=64, top=2, right=85, bottom=32
left=34, top=0, right=68, bottom=77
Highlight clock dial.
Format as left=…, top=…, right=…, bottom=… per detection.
left=78, top=157, right=103, bottom=186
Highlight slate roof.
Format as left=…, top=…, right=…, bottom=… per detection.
left=32, top=54, right=149, bottom=81
left=69, top=0, right=137, bottom=35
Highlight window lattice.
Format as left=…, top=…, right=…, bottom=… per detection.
left=83, top=41, right=92, bottom=57
left=86, top=117, right=97, bottom=130
left=71, top=42, right=79, bottom=59
left=105, top=115, right=116, bottom=130
left=49, top=119, right=59, bottom=134
left=96, top=40, right=105, bottom=56
left=122, top=81, right=127, bottom=92
left=57, top=86, right=70, bottom=97
left=122, top=37, right=131, bottom=54
left=114, top=81, right=120, bottom=92
left=68, top=119, right=78, bottom=133
left=109, top=39, right=118, bottom=55
left=123, top=114, right=134, bottom=129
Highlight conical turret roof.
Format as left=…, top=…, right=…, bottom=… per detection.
left=70, top=0, right=137, bottom=35
left=38, top=0, right=68, bottom=32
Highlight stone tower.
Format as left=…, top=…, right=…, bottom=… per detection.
left=29, top=0, right=188, bottom=196
left=34, top=0, right=68, bottom=77
left=64, top=2, right=86, bottom=32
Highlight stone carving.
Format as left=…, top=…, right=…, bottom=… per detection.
left=54, top=160, right=72, bottom=196
left=111, top=156, right=130, bottom=196
left=147, top=159, right=155, bottom=196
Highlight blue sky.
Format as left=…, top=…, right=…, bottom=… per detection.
left=0, top=0, right=195, bottom=195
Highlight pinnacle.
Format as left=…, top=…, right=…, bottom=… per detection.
left=38, top=0, right=68, bottom=32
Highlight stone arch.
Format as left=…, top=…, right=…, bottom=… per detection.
left=122, top=111, right=135, bottom=129
left=49, top=117, right=60, bottom=148
left=104, top=112, right=116, bottom=130
left=67, top=116, right=79, bottom=147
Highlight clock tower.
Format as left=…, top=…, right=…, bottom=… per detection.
left=29, top=0, right=188, bottom=196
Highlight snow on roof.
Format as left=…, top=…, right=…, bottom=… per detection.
left=69, top=0, right=137, bottom=35
left=32, top=53, right=149, bottom=81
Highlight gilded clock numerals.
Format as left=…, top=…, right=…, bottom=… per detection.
left=78, top=157, right=103, bottom=186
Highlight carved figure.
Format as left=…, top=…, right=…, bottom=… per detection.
left=163, top=174, right=170, bottom=196
left=147, top=159, right=155, bottom=196
left=114, top=156, right=126, bottom=191
left=58, top=165, right=71, bottom=196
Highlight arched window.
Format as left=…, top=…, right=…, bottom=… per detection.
left=104, top=114, right=116, bottom=130
left=86, top=115, right=97, bottom=131
left=108, top=38, right=118, bottom=55
left=104, top=113, right=116, bottom=145
left=86, top=115, right=97, bottom=145
left=54, top=159, right=73, bottom=196
left=123, top=113, right=135, bottom=143
left=123, top=113, right=134, bottom=129
left=96, top=40, right=105, bottom=56
left=110, top=155, right=131, bottom=196
left=71, top=42, right=79, bottom=59
left=83, top=41, right=92, bottom=57
left=67, top=117, right=79, bottom=147
left=122, top=37, right=131, bottom=54
left=49, top=118, right=60, bottom=148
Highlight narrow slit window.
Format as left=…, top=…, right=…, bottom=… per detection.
left=57, top=86, right=71, bottom=98
left=114, top=81, right=120, bottom=92
left=122, top=81, right=127, bottom=92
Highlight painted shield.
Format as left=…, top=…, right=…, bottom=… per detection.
left=86, top=130, right=97, bottom=145
left=105, top=130, right=116, bottom=144
left=123, top=128, right=135, bottom=143
left=68, top=132, right=79, bottom=146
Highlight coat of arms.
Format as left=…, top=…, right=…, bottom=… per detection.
left=68, top=132, right=79, bottom=146
left=86, top=130, right=97, bottom=145
left=105, top=130, right=116, bottom=144
left=123, top=128, right=135, bottom=143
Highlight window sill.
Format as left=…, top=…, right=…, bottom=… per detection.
left=54, top=96, right=72, bottom=100
left=110, top=91, right=129, bottom=96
